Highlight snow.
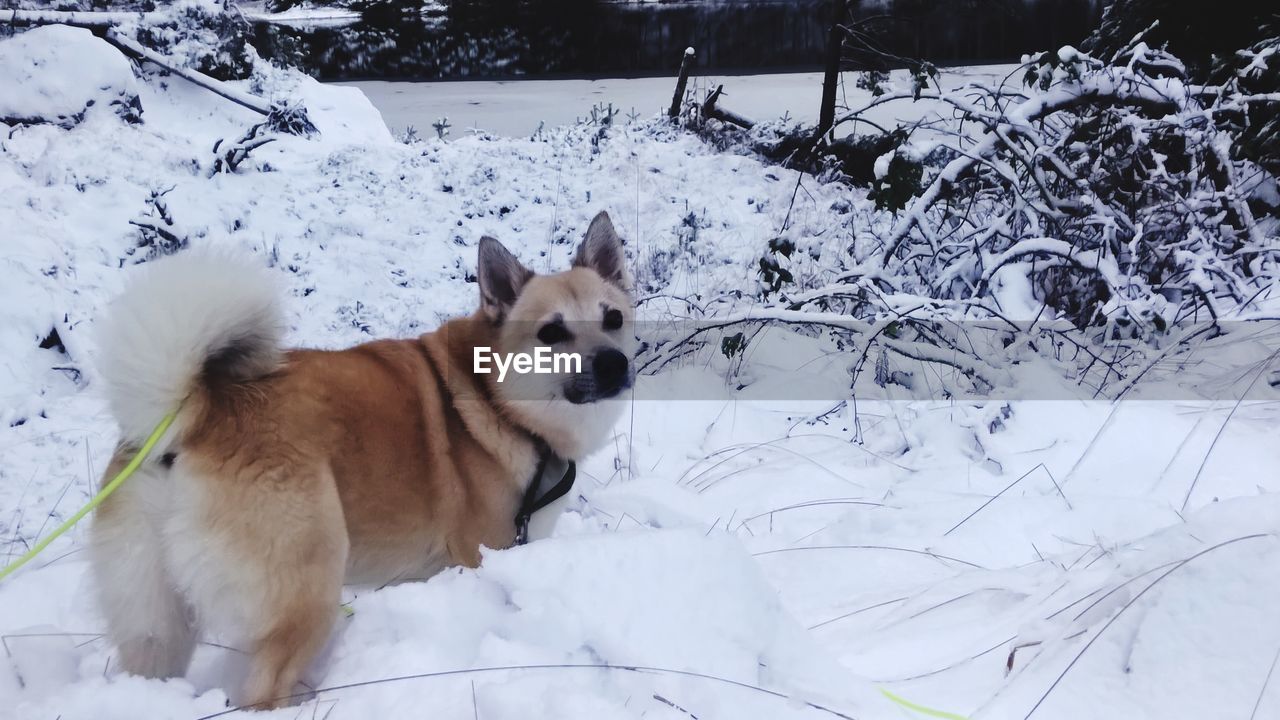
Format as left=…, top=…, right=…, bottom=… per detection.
left=240, top=4, right=361, bottom=27
left=0, top=25, right=139, bottom=127
left=237, top=1, right=447, bottom=26
left=873, top=149, right=894, bottom=180
left=2, top=25, right=1280, bottom=720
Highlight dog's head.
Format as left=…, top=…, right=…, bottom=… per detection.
left=476, top=211, right=635, bottom=458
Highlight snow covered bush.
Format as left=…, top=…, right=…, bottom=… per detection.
left=876, top=41, right=1274, bottom=329
left=655, top=36, right=1279, bottom=400
left=1209, top=31, right=1280, bottom=177
left=126, top=186, right=185, bottom=262
left=1083, top=0, right=1273, bottom=80
left=129, top=0, right=254, bottom=80
left=0, top=25, right=141, bottom=128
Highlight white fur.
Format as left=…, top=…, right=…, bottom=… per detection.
left=94, top=252, right=283, bottom=444
left=88, top=465, right=196, bottom=678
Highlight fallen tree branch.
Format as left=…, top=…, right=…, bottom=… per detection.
left=210, top=130, right=277, bottom=175
left=103, top=29, right=270, bottom=116
left=701, top=85, right=755, bottom=130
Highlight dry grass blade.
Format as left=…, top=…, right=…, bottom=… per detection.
left=1251, top=642, right=1280, bottom=720
left=754, top=544, right=985, bottom=569
left=943, top=463, right=1048, bottom=537
left=191, top=663, right=859, bottom=720
left=877, top=635, right=1015, bottom=682
left=809, top=596, right=909, bottom=630
left=1181, top=351, right=1278, bottom=512
left=738, top=498, right=886, bottom=531
left=1022, top=533, right=1272, bottom=719
left=679, top=437, right=869, bottom=494
left=1061, top=404, right=1121, bottom=488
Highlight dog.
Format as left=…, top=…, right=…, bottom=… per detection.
left=88, top=211, right=634, bottom=708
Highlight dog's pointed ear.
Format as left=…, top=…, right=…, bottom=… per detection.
left=573, top=211, right=629, bottom=290
left=477, top=236, right=532, bottom=323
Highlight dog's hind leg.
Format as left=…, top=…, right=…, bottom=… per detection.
left=241, top=589, right=341, bottom=709
left=170, top=460, right=349, bottom=710
left=89, top=452, right=196, bottom=678
left=242, top=469, right=348, bottom=709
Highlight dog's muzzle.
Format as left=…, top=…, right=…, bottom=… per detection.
left=565, top=348, right=632, bottom=404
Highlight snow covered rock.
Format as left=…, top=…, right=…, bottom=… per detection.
left=0, top=25, right=141, bottom=128
left=292, top=78, right=393, bottom=144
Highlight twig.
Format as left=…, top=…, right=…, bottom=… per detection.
left=1006, top=641, right=1042, bottom=676
left=653, top=693, right=699, bottom=719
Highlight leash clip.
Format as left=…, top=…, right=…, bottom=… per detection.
left=513, top=453, right=576, bottom=546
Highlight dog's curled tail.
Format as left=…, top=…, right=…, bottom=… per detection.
left=95, top=252, right=284, bottom=444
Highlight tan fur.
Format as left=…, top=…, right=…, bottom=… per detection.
left=90, top=213, right=633, bottom=709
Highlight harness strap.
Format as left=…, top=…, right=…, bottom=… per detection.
left=513, top=451, right=576, bottom=546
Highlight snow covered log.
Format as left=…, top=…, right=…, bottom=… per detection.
left=0, top=9, right=151, bottom=28
left=1, top=7, right=328, bottom=28
left=102, top=29, right=272, bottom=117
left=0, top=25, right=141, bottom=128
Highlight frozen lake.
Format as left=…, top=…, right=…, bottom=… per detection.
left=252, top=1, right=1095, bottom=81
left=344, top=64, right=1021, bottom=137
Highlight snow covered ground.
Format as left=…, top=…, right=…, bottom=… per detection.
left=3, top=24, right=1280, bottom=720
left=349, top=64, right=1020, bottom=138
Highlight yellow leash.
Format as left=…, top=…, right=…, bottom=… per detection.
left=880, top=687, right=969, bottom=719
left=0, top=408, right=967, bottom=720
left=0, top=410, right=178, bottom=583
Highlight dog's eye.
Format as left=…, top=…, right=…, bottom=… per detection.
left=537, top=321, right=572, bottom=345
left=603, top=308, right=624, bottom=331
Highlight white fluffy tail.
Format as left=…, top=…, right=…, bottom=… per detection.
left=95, top=252, right=284, bottom=444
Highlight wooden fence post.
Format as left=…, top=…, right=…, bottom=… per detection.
left=668, top=47, right=696, bottom=119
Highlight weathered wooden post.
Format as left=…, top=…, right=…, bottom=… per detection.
left=816, top=0, right=848, bottom=138
left=668, top=47, right=696, bottom=119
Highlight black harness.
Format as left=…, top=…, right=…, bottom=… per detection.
left=513, top=449, right=577, bottom=546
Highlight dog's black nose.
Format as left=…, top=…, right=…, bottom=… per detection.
left=593, top=348, right=630, bottom=393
